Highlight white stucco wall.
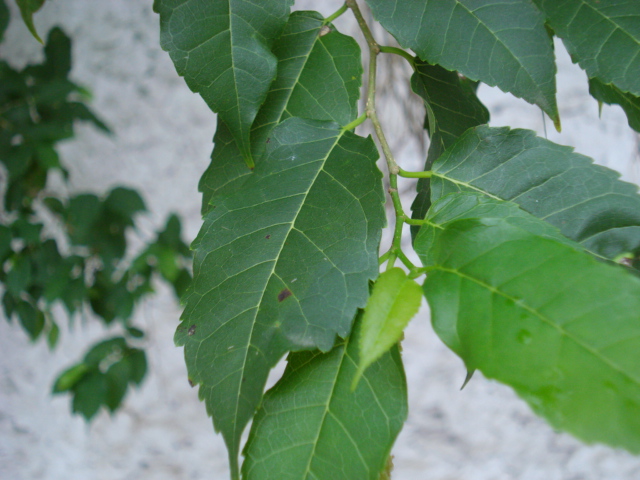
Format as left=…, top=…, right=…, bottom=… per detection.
left=1, top=1, right=639, bottom=480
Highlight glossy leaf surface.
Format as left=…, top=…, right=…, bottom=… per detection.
left=430, top=126, right=640, bottom=264
left=589, top=78, right=640, bottom=133
left=354, top=268, right=421, bottom=388
left=243, top=314, right=407, bottom=480
left=416, top=191, right=640, bottom=452
left=410, top=59, right=489, bottom=224
left=366, top=0, right=558, bottom=123
left=199, top=11, right=362, bottom=213
left=154, top=0, right=294, bottom=165
left=177, top=118, right=385, bottom=474
left=535, top=0, right=640, bottom=97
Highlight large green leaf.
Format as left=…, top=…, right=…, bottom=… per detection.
left=242, top=313, right=407, bottom=480
left=589, top=78, right=640, bottom=133
left=154, top=0, right=294, bottom=166
left=410, top=59, right=490, bottom=225
left=416, top=191, right=640, bottom=452
left=534, top=0, right=640, bottom=97
left=199, top=11, right=362, bottom=214
left=429, top=126, right=640, bottom=264
left=177, top=117, right=385, bottom=477
left=366, top=0, right=559, bottom=124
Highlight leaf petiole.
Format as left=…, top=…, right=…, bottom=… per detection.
left=342, top=112, right=368, bottom=131
left=398, top=168, right=432, bottom=179
left=379, top=46, right=415, bottom=68
left=324, top=3, right=349, bottom=25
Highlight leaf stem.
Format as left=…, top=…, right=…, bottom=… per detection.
left=398, top=168, right=432, bottom=179
left=348, top=0, right=412, bottom=276
left=342, top=112, right=367, bottom=131
left=379, top=46, right=415, bottom=67
left=324, top=2, right=349, bottom=25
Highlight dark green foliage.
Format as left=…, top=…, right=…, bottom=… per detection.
left=1, top=26, right=191, bottom=420
left=152, top=1, right=640, bottom=478
left=53, top=337, right=148, bottom=419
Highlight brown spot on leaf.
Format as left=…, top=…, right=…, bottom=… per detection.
left=266, top=137, right=270, bottom=144
left=277, top=288, right=292, bottom=302
left=265, top=234, right=271, bottom=239
left=188, top=325, right=196, bottom=336
left=188, top=378, right=195, bottom=387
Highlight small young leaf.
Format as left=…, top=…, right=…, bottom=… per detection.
left=15, top=0, right=46, bottom=43
left=243, top=313, right=407, bottom=480
left=353, top=268, right=422, bottom=389
left=416, top=192, right=640, bottom=453
left=53, top=363, right=89, bottom=393
left=589, top=78, right=640, bottom=133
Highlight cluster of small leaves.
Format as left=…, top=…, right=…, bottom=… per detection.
left=154, top=0, right=640, bottom=477
left=1, top=12, right=192, bottom=420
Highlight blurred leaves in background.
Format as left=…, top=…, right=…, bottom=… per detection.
left=1, top=9, right=192, bottom=420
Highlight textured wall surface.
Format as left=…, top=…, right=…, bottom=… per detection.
left=1, top=1, right=639, bottom=480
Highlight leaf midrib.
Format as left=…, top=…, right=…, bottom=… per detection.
left=230, top=129, right=346, bottom=451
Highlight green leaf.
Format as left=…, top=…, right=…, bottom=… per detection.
left=104, top=187, right=147, bottom=223
left=589, top=78, right=640, bottom=133
left=15, top=0, right=46, bottom=43
left=177, top=118, right=385, bottom=476
left=410, top=59, right=490, bottom=226
left=0, top=225, right=12, bottom=262
left=415, top=191, right=640, bottom=453
left=534, top=0, right=640, bottom=97
left=199, top=11, right=362, bottom=214
left=366, top=0, right=559, bottom=124
left=154, top=0, right=294, bottom=166
left=0, top=0, right=9, bottom=43
left=243, top=314, right=407, bottom=480
left=53, top=363, right=89, bottom=393
left=127, top=349, right=147, bottom=385
left=429, top=126, right=640, bottom=265
left=72, top=370, right=108, bottom=420
left=47, top=320, right=59, bottom=349
left=105, top=359, right=132, bottom=412
left=6, top=255, right=32, bottom=296
left=199, top=120, right=253, bottom=215
left=353, top=268, right=421, bottom=389
left=15, top=300, right=44, bottom=340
